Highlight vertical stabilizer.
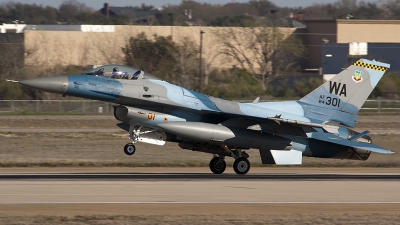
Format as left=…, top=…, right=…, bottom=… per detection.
left=299, top=59, right=390, bottom=126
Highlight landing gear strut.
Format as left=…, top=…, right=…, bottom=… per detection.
left=129, top=125, right=142, bottom=143
left=209, top=156, right=226, bottom=174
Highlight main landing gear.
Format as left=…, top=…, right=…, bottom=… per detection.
left=233, top=157, right=250, bottom=175
left=209, top=157, right=226, bottom=174
left=209, top=148, right=251, bottom=175
left=124, top=125, right=141, bottom=156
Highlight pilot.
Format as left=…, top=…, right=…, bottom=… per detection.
left=111, top=67, right=119, bottom=78
left=113, top=67, right=118, bottom=73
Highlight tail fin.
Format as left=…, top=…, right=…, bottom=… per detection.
left=299, top=59, right=390, bottom=127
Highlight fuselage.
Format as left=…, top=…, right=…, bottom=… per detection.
left=16, top=60, right=394, bottom=174
left=35, top=72, right=358, bottom=143
left=62, top=74, right=311, bottom=122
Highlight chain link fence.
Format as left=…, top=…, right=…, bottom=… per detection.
left=0, top=99, right=399, bottom=114
left=0, top=100, right=112, bottom=114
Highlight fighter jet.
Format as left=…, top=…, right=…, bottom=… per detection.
left=17, top=59, right=393, bottom=174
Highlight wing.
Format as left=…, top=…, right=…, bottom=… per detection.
left=204, top=108, right=337, bottom=138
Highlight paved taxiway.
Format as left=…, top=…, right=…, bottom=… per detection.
left=1, top=168, right=400, bottom=216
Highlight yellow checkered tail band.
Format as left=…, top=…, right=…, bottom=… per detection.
left=353, top=61, right=388, bottom=72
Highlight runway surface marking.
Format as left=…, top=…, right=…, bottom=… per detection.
left=2, top=201, right=400, bottom=204
left=2, top=170, right=400, bottom=216
left=1, top=173, right=400, bottom=180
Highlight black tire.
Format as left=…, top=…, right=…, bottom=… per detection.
left=124, top=143, right=136, bottom=155
left=233, top=157, right=250, bottom=175
left=209, top=157, right=226, bottom=174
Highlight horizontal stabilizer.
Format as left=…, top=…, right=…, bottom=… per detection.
left=348, top=142, right=393, bottom=154
left=270, top=149, right=303, bottom=165
left=312, top=133, right=394, bottom=154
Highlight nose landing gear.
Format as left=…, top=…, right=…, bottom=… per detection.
left=123, top=125, right=141, bottom=156
left=124, top=143, right=136, bottom=155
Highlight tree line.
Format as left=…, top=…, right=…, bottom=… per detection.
left=1, top=0, right=400, bottom=26
left=0, top=28, right=308, bottom=100
left=1, top=31, right=399, bottom=101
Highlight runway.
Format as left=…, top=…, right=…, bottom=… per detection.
left=2, top=180, right=400, bottom=205
left=1, top=168, right=400, bottom=219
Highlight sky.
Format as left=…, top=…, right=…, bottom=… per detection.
left=0, top=0, right=380, bottom=9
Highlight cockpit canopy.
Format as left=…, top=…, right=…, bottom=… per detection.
left=83, top=65, right=160, bottom=80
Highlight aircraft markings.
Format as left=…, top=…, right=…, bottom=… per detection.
left=329, top=81, right=347, bottom=97
left=147, top=112, right=156, bottom=120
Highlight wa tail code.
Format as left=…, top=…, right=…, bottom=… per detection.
left=329, top=81, right=347, bottom=97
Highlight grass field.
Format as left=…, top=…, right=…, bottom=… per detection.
left=0, top=115, right=399, bottom=167
left=1, top=213, right=400, bottom=225
left=1, top=132, right=399, bottom=167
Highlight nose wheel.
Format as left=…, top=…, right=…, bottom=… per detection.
left=233, top=157, right=250, bottom=175
left=124, top=143, right=136, bottom=155
left=209, top=157, right=226, bottom=174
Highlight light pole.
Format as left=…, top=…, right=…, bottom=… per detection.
left=270, top=10, right=278, bottom=75
left=169, top=13, right=174, bottom=38
left=199, top=30, right=205, bottom=92
left=270, top=10, right=278, bottom=25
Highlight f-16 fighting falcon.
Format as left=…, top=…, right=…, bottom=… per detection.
left=16, top=59, right=393, bottom=174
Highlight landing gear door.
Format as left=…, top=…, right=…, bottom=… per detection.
left=137, top=127, right=167, bottom=146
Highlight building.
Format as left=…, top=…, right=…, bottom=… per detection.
left=0, top=23, right=297, bottom=73
left=3, top=18, right=400, bottom=79
left=303, top=20, right=400, bottom=76
left=99, top=3, right=160, bottom=24
left=0, top=33, right=24, bottom=68
left=0, top=23, right=26, bottom=33
left=322, top=43, right=400, bottom=80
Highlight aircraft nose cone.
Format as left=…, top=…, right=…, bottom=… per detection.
left=19, top=75, right=69, bottom=94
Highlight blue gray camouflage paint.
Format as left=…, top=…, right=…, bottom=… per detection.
left=17, top=59, right=393, bottom=172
